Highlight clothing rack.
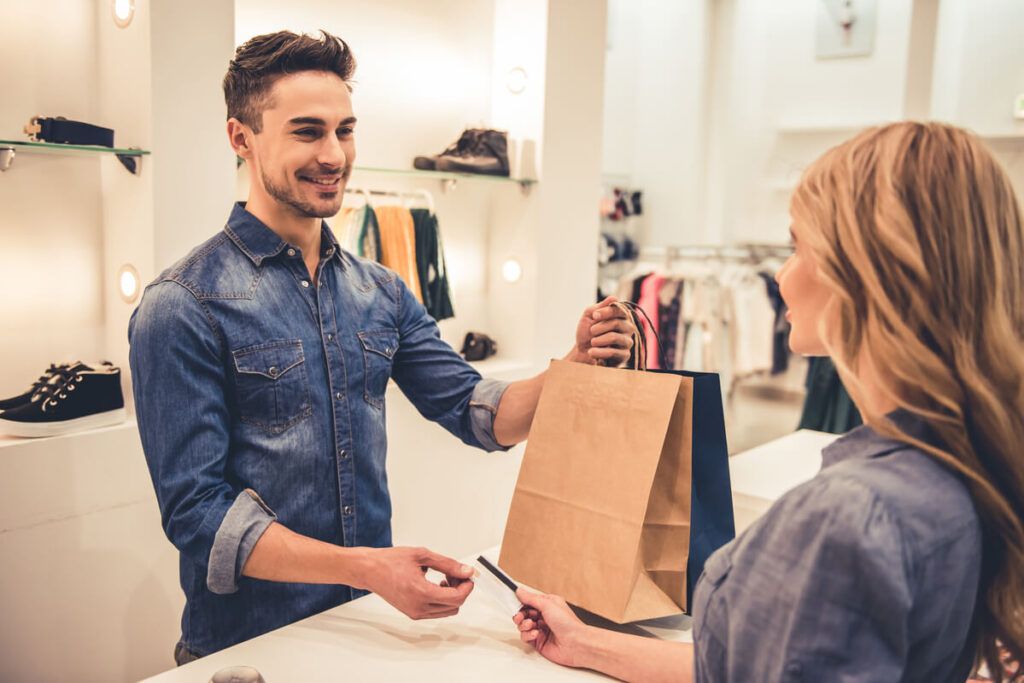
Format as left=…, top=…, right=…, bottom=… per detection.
left=640, top=243, right=792, bottom=269
left=344, top=186, right=435, bottom=214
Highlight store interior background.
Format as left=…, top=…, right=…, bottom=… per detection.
left=0, top=0, right=1022, bottom=680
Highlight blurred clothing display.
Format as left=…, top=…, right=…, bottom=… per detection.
left=336, top=199, right=455, bottom=322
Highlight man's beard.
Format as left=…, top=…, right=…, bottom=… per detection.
left=262, top=169, right=345, bottom=218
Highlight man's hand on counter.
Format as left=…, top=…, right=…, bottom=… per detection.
left=241, top=523, right=474, bottom=620
left=358, top=546, right=476, bottom=620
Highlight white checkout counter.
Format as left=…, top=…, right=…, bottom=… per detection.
left=143, top=430, right=838, bottom=683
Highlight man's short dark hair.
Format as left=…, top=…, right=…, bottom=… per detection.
left=223, top=30, right=356, bottom=133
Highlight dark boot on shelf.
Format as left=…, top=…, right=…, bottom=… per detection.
left=435, top=129, right=510, bottom=176
left=413, top=128, right=483, bottom=171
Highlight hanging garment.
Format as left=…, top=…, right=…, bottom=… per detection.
left=683, top=310, right=704, bottom=371
left=657, top=280, right=684, bottom=369
left=335, top=206, right=363, bottom=255
left=637, top=274, right=665, bottom=368
left=334, top=205, right=383, bottom=262
left=729, top=275, right=776, bottom=377
left=358, top=206, right=383, bottom=262
left=411, top=208, right=455, bottom=321
left=759, top=272, right=790, bottom=375
left=698, top=278, right=723, bottom=374
left=630, top=274, right=646, bottom=305
left=797, top=357, right=863, bottom=434
left=375, top=205, right=424, bottom=303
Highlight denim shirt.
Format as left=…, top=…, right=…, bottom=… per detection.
left=128, top=203, right=510, bottom=656
left=692, top=412, right=981, bottom=682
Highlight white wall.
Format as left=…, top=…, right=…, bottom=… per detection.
left=0, top=0, right=105, bottom=396
left=0, top=423, right=181, bottom=683
left=602, top=0, right=712, bottom=247
left=96, top=0, right=155, bottom=379
left=696, top=0, right=1024, bottom=245
left=531, top=0, right=606, bottom=360
left=151, top=0, right=238, bottom=270
left=931, top=0, right=1024, bottom=137
left=704, top=0, right=918, bottom=245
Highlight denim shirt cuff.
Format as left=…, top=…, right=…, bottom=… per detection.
left=468, top=377, right=512, bottom=452
left=207, top=488, right=277, bottom=594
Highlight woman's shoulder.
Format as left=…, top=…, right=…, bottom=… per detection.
left=699, top=438, right=982, bottom=682
left=821, top=437, right=979, bottom=554
left=735, top=431, right=981, bottom=579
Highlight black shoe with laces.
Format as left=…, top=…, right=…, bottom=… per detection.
left=0, top=362, right=71, bottom=412
left=0, top=362, right=125, bottom=437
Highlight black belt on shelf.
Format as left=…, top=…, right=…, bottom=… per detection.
left=23, top=116, right=114, bottom=147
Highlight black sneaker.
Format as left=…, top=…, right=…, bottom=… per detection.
left=413, top=128, right=484, bottom=171
left=0, top=361, right=113, bottom=414
left=0, top=362, right=125, bottom=437
left=0, top=362, right=71, bottom=412
left=435, top=129, right=510, bottom=176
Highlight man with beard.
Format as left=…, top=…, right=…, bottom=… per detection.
left=127, top=30, right=635, bottom=663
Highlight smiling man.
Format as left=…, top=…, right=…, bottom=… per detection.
left=127, top=30, right=635, bottom=664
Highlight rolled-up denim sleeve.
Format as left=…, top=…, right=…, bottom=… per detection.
left=128, top=280, right=274, bottom=595
left=207, top=488, right=277, bottom=593
left=388, top=276, right=511, bottom=452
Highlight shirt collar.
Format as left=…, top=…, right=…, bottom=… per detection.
left=223, top=202, right=343, bottom=267
left=821, top=409, right=939, bottom=469
left=320, top=222, right=343, bottom=263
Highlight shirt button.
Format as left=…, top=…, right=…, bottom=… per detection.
left=301, top=280, right=310, bottom=288
left=339, top=449, right=349, bottom=459
left=343, top=505, right=354, bottom=516
left=335, top=392, right=343, bottom=400
left=326, top=333, right=334, bottom=341
left=286, top=248, right=296, bottom=257
left=268, top=366, right=278, bottom=377
left=325, top=247, right=335, bottom=256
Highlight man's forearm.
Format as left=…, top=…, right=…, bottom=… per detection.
left=580, top=627, right=694, bottom=683
left=492, top=370, right=547, bottom=446
left=241, top=521, right=374, bottom=588
left=492, top=348, right=593, bottom=446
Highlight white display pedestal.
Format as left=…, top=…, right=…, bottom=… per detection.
left=0, top=420, right=183, bottom=682
left=728, top=429, right=838, bottom=533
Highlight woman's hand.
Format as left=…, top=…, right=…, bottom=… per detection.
left=512, top=588, right=591, bottom=668
left=513, top=587, right=697, bottom=682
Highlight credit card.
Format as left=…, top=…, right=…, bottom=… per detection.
left=473, top=555, right=523, bottom=615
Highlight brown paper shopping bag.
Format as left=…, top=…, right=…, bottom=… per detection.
left=499, top=358, right=730, bottom=623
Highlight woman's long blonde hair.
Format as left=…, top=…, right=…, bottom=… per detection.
left=791, top=121, right=1023, bottom=681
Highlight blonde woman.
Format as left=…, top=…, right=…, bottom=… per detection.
left=512, top=122, right=1024, bottom=682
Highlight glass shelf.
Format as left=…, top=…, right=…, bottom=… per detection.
left=0, top=139, right=150, bottom=156
left=353, top=165, right=537, bottom=187
left=0, top=139, right=150, bottom=175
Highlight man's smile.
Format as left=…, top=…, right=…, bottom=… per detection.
left=298, top=172, right=344, bottom=191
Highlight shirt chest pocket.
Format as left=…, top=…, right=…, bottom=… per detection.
left=232, top=340, right=312, bottom=434
left=358, top=329, right=398, bottom=409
